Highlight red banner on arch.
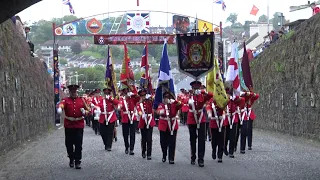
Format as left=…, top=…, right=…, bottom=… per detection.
left=94, top=34, right=176, bottom=45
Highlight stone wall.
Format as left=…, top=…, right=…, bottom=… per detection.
left=251, top=14, right=320, bottom=140
left=0, top=20, right=55, bottom=154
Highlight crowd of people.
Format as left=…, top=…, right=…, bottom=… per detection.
left=56, top=81, right=259, bottom=169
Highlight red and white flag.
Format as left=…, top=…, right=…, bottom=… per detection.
left=226, top=42, right=240, bottom=96
left=250, top=5, right=259, bottom=16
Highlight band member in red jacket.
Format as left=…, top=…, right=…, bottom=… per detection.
left=91, top=89, right=102, bottom=135
left=137, top=89, right=156, bottom=160
left=120, top=87, right=140, bottom=155
left=206, top=98, right=228, bottom=163
left=245, top=91, right=259, bottom=151
left=187, top=80, right=213, bottom=167
left=96, top=87, right=120, bottom=151
left=239, top=91, right=259, bottom=153
left=157, top=91, right=183, bottom=164
left=224, top=88, right=245, bottom=158
left=57, top=85, right=90, bottom=169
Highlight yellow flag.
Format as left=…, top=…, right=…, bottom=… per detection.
left=206, top=58, right=228, bottom=109
left=198, top=20, right=213, bottom=33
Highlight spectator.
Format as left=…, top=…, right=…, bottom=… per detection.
left=10, top=16, right=16, bottom=24
left=15, top=16, right=26, bottom=38
left=278, top=30, right=284, bottom=38
left=252, top=48, right=259, bottom=58
left=25, top=26, right=35, bottom=57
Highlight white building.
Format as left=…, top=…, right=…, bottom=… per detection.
left=40, top=40, right=91, bottom=56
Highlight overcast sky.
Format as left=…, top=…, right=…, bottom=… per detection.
left=18, top=0, right=313, bottom=26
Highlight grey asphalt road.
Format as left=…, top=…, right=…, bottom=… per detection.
left=0, top=124, right=320, bottom=180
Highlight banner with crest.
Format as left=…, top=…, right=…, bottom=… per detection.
left=176, top=32, right=215, bottom=79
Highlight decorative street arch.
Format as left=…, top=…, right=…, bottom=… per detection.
left=52, top=10, right=223, bottom=124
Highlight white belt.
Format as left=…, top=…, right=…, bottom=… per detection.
left=209, top=115, right=225, bottom=132
left=247, top=108, right=252, bottom=120
left=101, top=110, right=114, bottom=125
left=144, top=114, right=153, bottom=129
left=189, top=109, right=203, bottom=129
left=123, top=111, right=136, bottom=124
left=65, top=116, right=83, bottom=121
left=241, top=108, right=247, bottom=125
left=162, top=117, right=177, bottom=135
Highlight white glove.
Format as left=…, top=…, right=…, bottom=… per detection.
left=207, top=112, right=212, bottom=119
left=91, top=103, right=95, bottom=108
left=80, top=108, right=86, bottom=115
left=240, top=91, right=245, bottom=96
left=57, top=107, right=62, bottom=114
left=142, top=114, right=146, bottom=119
left=170, top=99, right=175, bottom=103
left=195, top=89, right=201, bottom=95
left=159, top=109, right=165, bottom=115
left=146, top=94, right=151, bottom=99
left=105, top=95, right=110, bottom=99
left=94, top=108, right=101, bottom=114
left=127, top=92, right=134, bottom=97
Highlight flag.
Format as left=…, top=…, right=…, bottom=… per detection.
left=197, top=20, right=213, bottom=33
left=250, top=5, right=259, bottom=16
left=225, top=42, right=240, bottom=96
left=105, top=45, right=118, bottom=97
left=214, top=0, right=226, bottom=11
left=236, top=43, right=249, bottom=91
left=140, top=43, right=153, bottom=93
left=127, top=13, right=150, bottom=34
left=241, top=42, right=253, bottom=90
left=206, top=58, right=228, bottom=109
left=153, top=40, right=175, bottom=109
left=120, top=43, right=137, bottom=93
left=62, top=0, right=75, bottom=14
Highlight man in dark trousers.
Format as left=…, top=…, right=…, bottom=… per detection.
left=187, top=81, right=213, bottom=167
left=57, top=85, right=90, bottom=169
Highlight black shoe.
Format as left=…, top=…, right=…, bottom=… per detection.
left=198, top=160, right=204, bottom=167
left=69, top=159, right=74, bottom=168
left=169, top=160, right=174, bottom=164
left=147, top=156, right=152, bottom=160
left=191, top=160, right=195, bottom=165
left=240, top=150, right=245, bottom=154
left=248, top=147, right=252, bottom=150
left=229, top=154, right=235, bottom=158
left=106, top=147, right=111, bottom=151
left=209, top=138, right=211, bottom=141
left=218, top=159, right=223, bottom=163
left=105, top=146, right=108, bottom=150
left=75, top=163, right=81, bottom=169
left=224, top=149, right=229, bottom=156
left=129, top=150, right=134, bottom=155
left=115, top=137, right=118, bottom=142
left=234, top=147, right=237, bottom=152
left=125, top=148, right=129, bottom=154
left=142, top=153, right=146, bottom=158
left=162, top=156, right=166, bottom=162
left=212, top=152, right=216, bottom=160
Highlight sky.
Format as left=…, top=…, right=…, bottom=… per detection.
left=18, top=0, right=313, bottom=26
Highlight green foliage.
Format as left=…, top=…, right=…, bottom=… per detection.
left=80, top=51, right=103, bottom=58
left=258, top=15, right=268, bottom=23
left=273, top=62, right=285, bottom=72
left=226, top=13, right=238, bottom=25
left=272, top=12, right=287, bottom=31
left=284, top=30, right=294, bottom=40
left=60, top=58, right=68, bottom=65
left=76, top=65, right=106, bottom=89
left=71, top=42, right=82, bottom=54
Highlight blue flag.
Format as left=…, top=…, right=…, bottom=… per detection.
left=153, top=40, right=175, bottom=109
left=105, top=45, right=118, bottom=97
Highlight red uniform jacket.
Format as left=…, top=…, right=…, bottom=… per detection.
left=98, top=96, right=120, bottom=124
left=120, top=95, right=140, bottom=123
left=137, top=99, right=156, bottom=129
left=91, top=96, right=102, bottom=115
left=59, top=97, right=87, bottom=129
left=181, top=95, right=190, bottom=112
left=228, top=96, right=245, bottom=125
left=157, top=100, right=183, bottom=132
left=245, top=93, right=259, bottom=120
left=187, top=92, right=213, bottom=125
left=206, top=99, right=228, bottom=129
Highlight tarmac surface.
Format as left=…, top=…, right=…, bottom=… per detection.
left=0, top=124, right=320, bottom=180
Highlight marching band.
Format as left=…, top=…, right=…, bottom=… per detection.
left=57, top=80, right=259, bottom=169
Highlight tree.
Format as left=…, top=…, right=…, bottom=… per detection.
left=271, top=12, right=287, bottom=31
left=226, top=13, right=238, bottom=25
left=60, top=58, right=68, bottom=66
left=76, top=66, right=106, bottom=90
left=71, top=42, right=82, bottom=54
left=243, top=21, right=256, bottom=33
left=258, top=15, right=268, bottom=23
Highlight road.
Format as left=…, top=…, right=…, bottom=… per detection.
left=0, top=124, right=320, bottom=180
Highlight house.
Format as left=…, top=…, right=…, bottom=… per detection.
left=40, top=40, right=91, bottom=56
left=283, top=19, right=307, bottom=31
